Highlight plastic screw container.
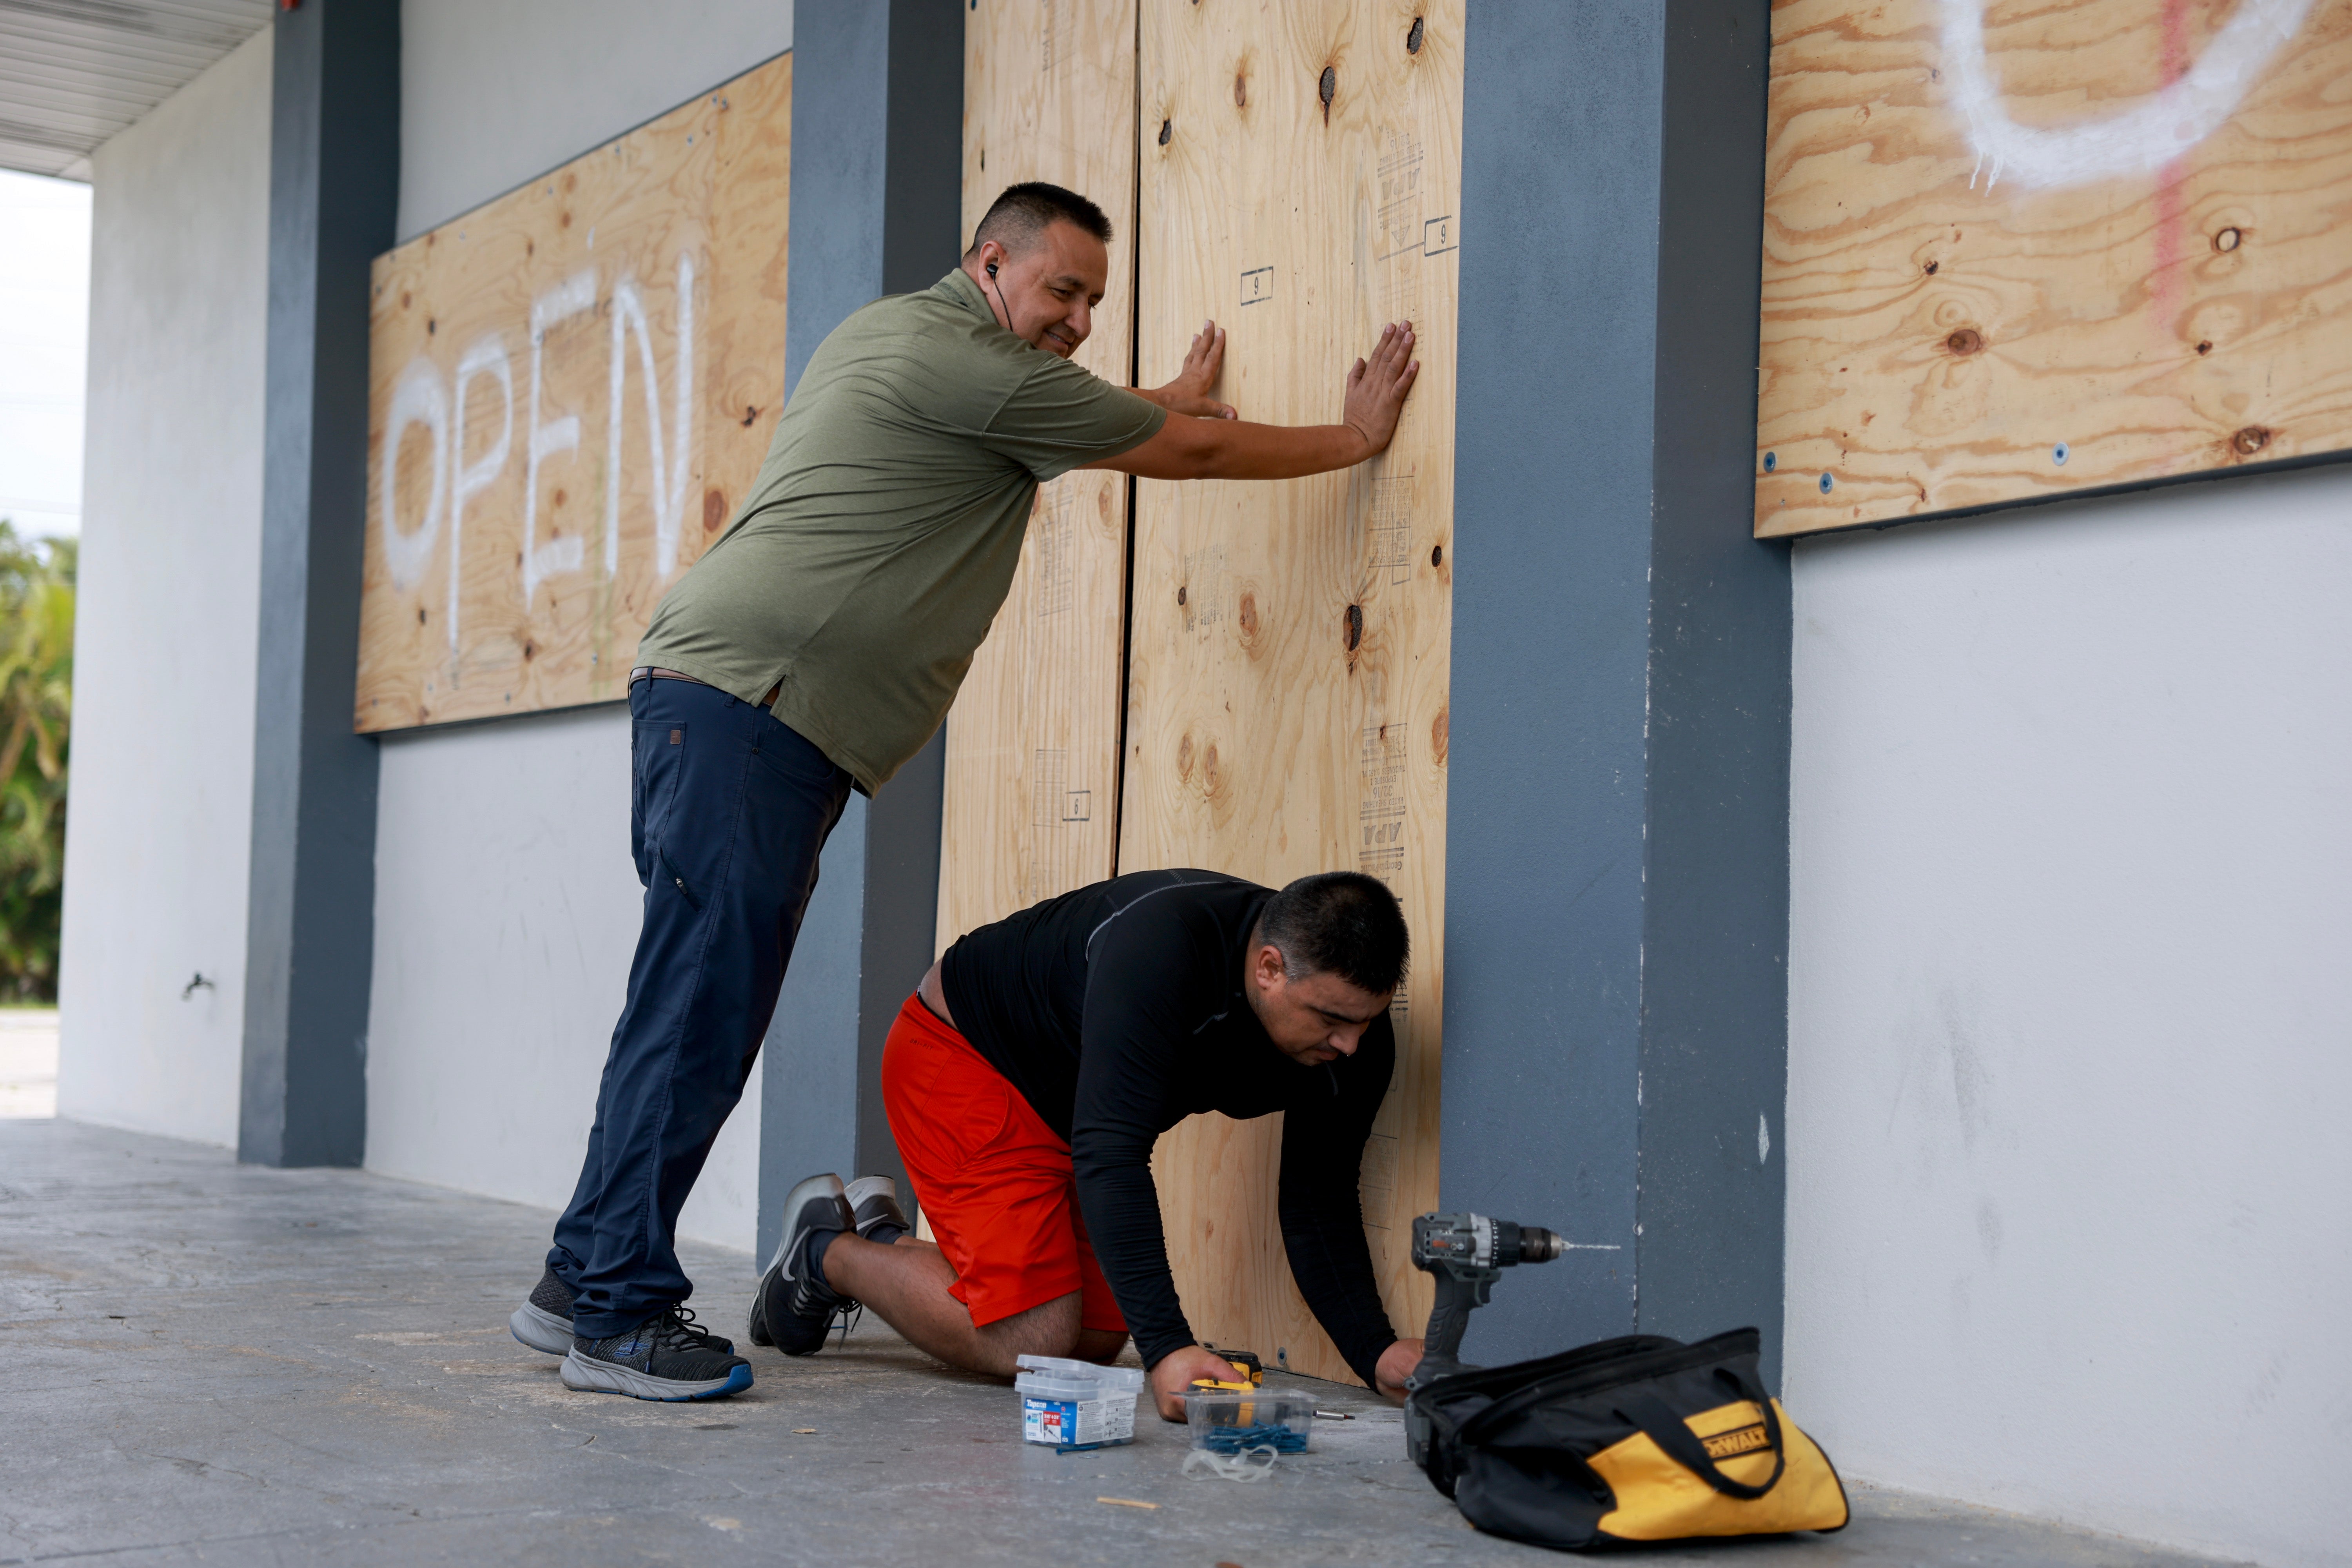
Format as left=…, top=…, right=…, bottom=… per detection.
left=1183, top=1388, right=1316, bottom=1454
left=1014, top=1356, right=1146, bottom=1452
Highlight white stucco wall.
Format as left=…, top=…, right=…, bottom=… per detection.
left=365, top=0, right=793, bottom=1254
left=56, top=29, right=274, bottom=1148
left=364, top=709, right=761, bottom=1252
left=1784, top=463, right=2352, bottom=1568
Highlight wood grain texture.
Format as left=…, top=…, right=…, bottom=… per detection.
left=936, top=0, right=1140, bottom=953
left=356, top=53, right=791, bottom=729
left=1757, top=0, right=2352, bottom=537
left=1124, top=0, right=1461, bottom=1387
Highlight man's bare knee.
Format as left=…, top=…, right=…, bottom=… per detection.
left=972, top=1292, right=1084, bottom=1368
left=1074, top=1328, right=1128, bottom=1365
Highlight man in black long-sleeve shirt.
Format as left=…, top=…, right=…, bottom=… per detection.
left=747, top=869, right=1424, bottom=1416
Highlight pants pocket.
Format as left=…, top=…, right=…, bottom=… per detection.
left=631, top=719, right=688, bottom=886
left=657, top=845, right=703, bottom=908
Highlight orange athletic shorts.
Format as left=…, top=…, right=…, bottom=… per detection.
left=880, top=993, right=1125, bottom=1334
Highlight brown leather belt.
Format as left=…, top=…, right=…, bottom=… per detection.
left=630, top=666, right=782, bottom=708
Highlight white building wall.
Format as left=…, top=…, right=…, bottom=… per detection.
left=56, top=29, right=274, bottom=1148
left=1784, top=463, right=2352, bottom=1568
left=366, top=0, right=793, bottom=1254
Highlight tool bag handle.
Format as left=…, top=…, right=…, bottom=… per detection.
left=1613, top=1369, right=1787, bottom=1501
left=1448, top=1335, right=1687, bottom=1447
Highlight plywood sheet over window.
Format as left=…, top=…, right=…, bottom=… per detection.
left=1756, top=0, right=2352, bottom=537
left=936, top=0, right=1139, bottom=951
left=1123, top=0, right=1460, bottom=1387
left=355, top=53, right=791, bottom=730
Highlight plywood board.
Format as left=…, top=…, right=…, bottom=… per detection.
left=356, top=53, right=792, bottom=729
left=936, top=1, right=1142, bottom=953
left=1756, top=0, right=2352, bottom=537
left=1123, top=0, right=1461, bottom=1387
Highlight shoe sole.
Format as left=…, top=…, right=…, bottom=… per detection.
left=510, top=1299, right=575, bottom=1357
left=842, top=1174, right=907, bottom=1239
left=763, top=1173, right=848, bottom=1276
left=560, top=1347, right=753, bottom=1401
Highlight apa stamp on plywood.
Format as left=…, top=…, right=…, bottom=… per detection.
left=1025, top=748, right=1091, bottom=902
left=1376, top=130, right=1426, bottom=260
left=1359, top=1132, right=1399, bottom=1228
left=1366, top=475, right=1416, bottom=586
left=1358, top=724, right=1407, bottom=879
left=1180, top=545, right=1229, bottom=635
left=1240, top=267, right=1274, bottom=307
left=1032, top=487, right=1076, bottom=617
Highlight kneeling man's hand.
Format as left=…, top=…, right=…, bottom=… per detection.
left=1149, top=1345, right=1250, bottom=1422
left=1375, top=1337, right=1427, bottom=1403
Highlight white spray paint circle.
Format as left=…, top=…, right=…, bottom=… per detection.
left=1942, top=0, right=2314, bottom=191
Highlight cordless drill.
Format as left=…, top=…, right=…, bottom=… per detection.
left=1403, top=1212, right=1565, bottom=1464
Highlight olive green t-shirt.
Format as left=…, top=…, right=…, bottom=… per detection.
left=635, top=269, right=1165, bottom=792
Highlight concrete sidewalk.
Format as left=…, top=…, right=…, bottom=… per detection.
left=0, top=1119, right=2248, bottom=1567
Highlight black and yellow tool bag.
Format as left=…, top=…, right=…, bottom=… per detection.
left=1408, top=1328, right=1849, bottom=1552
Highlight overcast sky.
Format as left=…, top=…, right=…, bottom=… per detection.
left=0, top=169, right=91, bottom=542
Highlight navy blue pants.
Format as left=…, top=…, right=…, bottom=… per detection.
left=549, top=677, right=853, bottom=1338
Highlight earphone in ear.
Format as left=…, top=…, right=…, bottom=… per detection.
left=984, top=257, right=1014, bottom=334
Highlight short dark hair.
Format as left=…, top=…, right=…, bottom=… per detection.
left=1253, top=873, right=1410, bottom=996
left=967, top=181, right=1113, bottom=258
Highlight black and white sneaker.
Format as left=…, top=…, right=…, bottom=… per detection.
left=843, top=1174, right=911, bottom=1243
left=747, top=1173, right=855, bottom=1355
left=561, top=1305, right=753, bottom=1401
left=512, top=1265, right=735, bottom=1358
left=509, top=1263, right=578, bottom=1356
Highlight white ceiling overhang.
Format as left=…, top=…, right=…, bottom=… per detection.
left=0, top=0, right=276, bottom=180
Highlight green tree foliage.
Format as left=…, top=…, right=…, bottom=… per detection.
left=0, top=521, right=73, bottom=1001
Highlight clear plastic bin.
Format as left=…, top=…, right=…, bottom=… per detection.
left=1182, top=1387, right=1316, bottom=1454
left=1014, top=1355, right=1146, bottom=1451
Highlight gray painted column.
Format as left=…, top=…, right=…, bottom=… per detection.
left=240, top=0, right=399, bottom=1168
left=1442, top=0, right=1791, bottom=1380
left=756, top=0, right=962, bottom=1263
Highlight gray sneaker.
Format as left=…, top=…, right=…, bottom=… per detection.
left=561, top=1305, right=752, bottom=1401
left=843, top=1174, right=911, bottom=1242
left=746, top=1173, right=855, bottom=1355
left=512, top=1264, right=733, bottom=1357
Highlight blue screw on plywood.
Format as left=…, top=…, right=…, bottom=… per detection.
left=1818, top=472, right=1834, bottom=494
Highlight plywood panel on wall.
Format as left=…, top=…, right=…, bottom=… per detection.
left=1125, top=0, right=1461, bottom=1387
left=356, top=53, right=792, bottom=729
left=1757, top=0, right=2352, bottom=537
left=937, top=1, right=1141, bottom=953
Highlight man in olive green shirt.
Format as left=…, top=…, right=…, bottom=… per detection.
left=517, top=183, right=1419, bottom=1402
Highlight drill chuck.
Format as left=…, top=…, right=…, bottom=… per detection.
left=1512, top=1225, right=1564, bottom=1264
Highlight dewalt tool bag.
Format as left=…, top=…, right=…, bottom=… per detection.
left=1407, top=1328, right=1849, bottom=1552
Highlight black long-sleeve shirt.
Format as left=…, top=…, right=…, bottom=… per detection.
left=938, top=868, right=1398, bottom=1385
